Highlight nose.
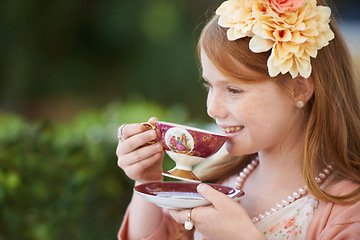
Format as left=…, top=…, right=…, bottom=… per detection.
left=207, top=92, right=227, bottom=119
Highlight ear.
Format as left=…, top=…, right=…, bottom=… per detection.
left=291, top=76, right=314, bottom=106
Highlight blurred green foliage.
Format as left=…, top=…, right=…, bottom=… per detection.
left=0, top=0, right=354, bottom=120
left=0, top=1, right=217, bottom=238
left=0, top=0, right=222, bottom=120
left=0, top=100, right=201, bottom=240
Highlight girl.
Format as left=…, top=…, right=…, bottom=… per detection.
left=116, top=0, right=360, bottom=239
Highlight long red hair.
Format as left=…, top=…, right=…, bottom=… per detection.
left=196, top=0, right=360, bottom=203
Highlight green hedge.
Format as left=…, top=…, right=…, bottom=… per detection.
left=0, top=100, right=198, bottom=240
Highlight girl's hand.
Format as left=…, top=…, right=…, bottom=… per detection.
left=169, top=184, right=266, bottom=240
left=116, top=117, right=164, bottom=183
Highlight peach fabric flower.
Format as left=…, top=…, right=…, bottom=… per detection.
left=215, top=0, right=335, bottom=78
left=269, top=0, right=304, bottom=13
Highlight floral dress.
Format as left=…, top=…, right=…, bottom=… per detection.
left=256, top=196, right=319, bottom=239
left=193, top=175, right=320, bottom=240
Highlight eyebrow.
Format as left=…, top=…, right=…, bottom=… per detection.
left=202, top=75, right=233, bottom=85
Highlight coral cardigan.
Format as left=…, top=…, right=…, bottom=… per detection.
left=118, top=178, right=360, bottom=240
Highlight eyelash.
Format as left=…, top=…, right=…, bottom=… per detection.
left=227, top=87, right=243, bottom=95
left=203, top=82, right=212, bottom=91
left=203, top=82, right=243, bottom=95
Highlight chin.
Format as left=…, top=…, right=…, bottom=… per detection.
left=225, top=141, right=255, bottom=157
left=225, top=142, right=242, bottom=156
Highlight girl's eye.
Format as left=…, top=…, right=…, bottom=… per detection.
left=203, top=82, right=212, bottom=91
left=228, top=87, right=243, bottom=94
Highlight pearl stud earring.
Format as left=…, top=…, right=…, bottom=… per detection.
left=297, top=101, right=304, bottom=108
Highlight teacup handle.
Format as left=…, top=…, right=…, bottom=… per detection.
left=141, top=122, right=155, bottom=130
left=141, top=122, right=157, bottom=144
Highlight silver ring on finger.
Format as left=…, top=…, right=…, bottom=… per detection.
left=184, top=208, right=194, bottom=230
left=117, top=124, right=127, bottom=141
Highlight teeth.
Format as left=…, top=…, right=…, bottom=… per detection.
left=224, top=126, right=242, bottom=133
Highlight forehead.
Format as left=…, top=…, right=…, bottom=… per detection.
left=200, top=48, right=268, bottom=82
left=201, top=50, right=224, bottom=80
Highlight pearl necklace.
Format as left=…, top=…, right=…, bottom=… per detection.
left=234, top=157, right=332, bottom=223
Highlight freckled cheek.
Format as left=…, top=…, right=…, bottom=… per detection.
left=238, top=99, right=277, bottom=130
left=245, top=101, right=292, bottom=139
left=236, top=100, right=261, bottom=120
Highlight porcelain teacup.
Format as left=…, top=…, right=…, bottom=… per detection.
left=143, top=121, right=227, bottom=182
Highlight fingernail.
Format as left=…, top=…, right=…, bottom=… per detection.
left=197, top=183, right=206, bottom=192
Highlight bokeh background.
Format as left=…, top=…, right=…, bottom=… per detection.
left=0, top=0, right=359, bottom=239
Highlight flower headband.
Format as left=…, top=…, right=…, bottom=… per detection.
left=215, top=0, right=335, bottom=78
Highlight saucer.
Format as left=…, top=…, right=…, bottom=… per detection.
left=134, top=182, right=244, bottom=210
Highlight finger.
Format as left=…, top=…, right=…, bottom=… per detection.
left=197, top=184, right=235, bottom=210
left=120, top=123, right=154, bottom=141
left=148, top=117, right=159, bottom=125
left=126, top=144, right=163, bottom=166
left=120, top=152, right=163, bottom=179
left=117, top=142, right=163, bottom=167
left=117, top=129, right=158, bottom=155
left=168, top=209, right=191, bottom=224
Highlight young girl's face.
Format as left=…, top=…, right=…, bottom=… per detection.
left=201, top=49, right=297, bottom=156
